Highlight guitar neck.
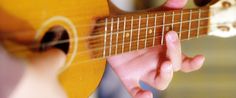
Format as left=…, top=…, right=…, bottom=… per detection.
left=90, top=7, right=210, bottom=58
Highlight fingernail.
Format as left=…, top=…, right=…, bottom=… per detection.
left=167, top=31, right=178, bottom=42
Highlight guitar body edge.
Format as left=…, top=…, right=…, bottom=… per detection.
left=0, top=0, right=109, bottom=97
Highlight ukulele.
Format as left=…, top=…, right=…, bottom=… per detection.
left=0, top=0, right=235, bottom=97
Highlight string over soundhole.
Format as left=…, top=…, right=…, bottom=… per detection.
left=40, top=26, right=70, bottom=54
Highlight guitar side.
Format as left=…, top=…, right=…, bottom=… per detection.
left=0, top=0, right=110, bottom=97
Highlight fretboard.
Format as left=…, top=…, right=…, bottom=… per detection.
left=90, top=7, right=210, bottom=58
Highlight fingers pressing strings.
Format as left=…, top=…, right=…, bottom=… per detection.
left=166, top=31, right=182, bottom=71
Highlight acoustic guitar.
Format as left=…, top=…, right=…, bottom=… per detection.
left=0, top=0, right=235, bottom=97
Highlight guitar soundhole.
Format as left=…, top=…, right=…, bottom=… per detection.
left=40, top=26, right=70, bottom=54
left=194, top=0, right=211, bottom=7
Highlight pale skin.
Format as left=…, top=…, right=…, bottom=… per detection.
left=108, top=32, right=204, bottom=98
left=8, top=49, right=67, bottom=98
left=1, top=0, right=205, bottom=98
left=107, top=0, right=205, bottom=98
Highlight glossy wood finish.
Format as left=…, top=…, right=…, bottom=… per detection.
left=91, top=7, right=209, bottom=58
left=1, top=0, right=230, bottom=98
left=0, top=0, right=109, bottom=97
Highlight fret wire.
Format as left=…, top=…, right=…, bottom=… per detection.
left=179, top=10, right=183, bottom=39
left=91, top=9, right=209, bottom=40
left=109, top=17, right=114, bottom=56
left=137, top=16, right=141, bottom=50
left=13, top=24, right=210, bottom=57
left=86, top=26, right=209, bottom=61
left=94, top=26, right=209, bottom=59
left=197, top=9, right=201, bottom=38
left=153, top=14, right=157, bottom=46
left=103, top=18, right=108, bottom=57
left=10, top=11, right=210, bottom=55
left=188, top=10, right=192, bottom=40
left=97, top=9, right=209, bottom=26
left=171, top=11, right=175, bottom=30
left=81, top=26, right=206, bottom=61
left=122, top=17, right=126, bottom=53
left=92, top=17, right=209, bottom=48
left=115, top=17, right=120, bottom=55
left=73, top=27, right=209, bottom=63
left=98, top=17, right=209, bottom=41
left=144, top=14, right=149, bottom=48
left=161, top=13, right=165, bottom=45
left=129, top=16, right=134, bottom=51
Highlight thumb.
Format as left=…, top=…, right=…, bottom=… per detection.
left=27, top=49, right=66, bottom=76
left=10, top=49, right=67, bottom=98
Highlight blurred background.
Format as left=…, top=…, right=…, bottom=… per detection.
left=91, top=0, right=236, bottom=98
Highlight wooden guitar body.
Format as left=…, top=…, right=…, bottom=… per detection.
left=0, top=0, right=109, bottom=97
left=1, top=0, right=236, bottom=97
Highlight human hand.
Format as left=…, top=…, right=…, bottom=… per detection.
left=108, top=1, right=205, bottom=97
left=108, top=31, right=205, bottom=98
left=5, top=49, right=67, bottom=98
